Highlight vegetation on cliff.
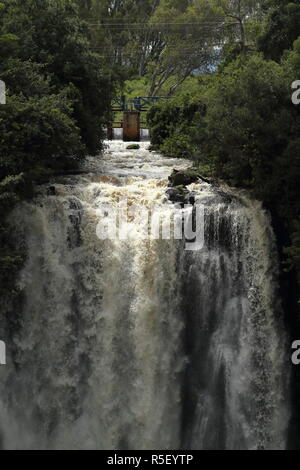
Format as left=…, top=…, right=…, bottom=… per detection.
left=147, top=0, right=300, bottom=303
left=0, top=0, right=114, bottom=304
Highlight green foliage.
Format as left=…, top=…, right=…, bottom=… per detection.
left=0, top=0, right=112, bottom=155
left=0, top=0, right=113, bottom=304
left=124, top=77, right=151, bottom=98
left=147, top=95, right=205, bottom=158
left=258, top=0, right=300, bottom=61
left=76, top=0, right=228, bottom=96
left=196, top=56, right=292, bottom=193
left=1, top=91, right=84, bottom=176
left=198, top=49, right=300, bottom=220
left=148, top=47, right=300, bottom=294
left=73, top=1, right=266, bottom=96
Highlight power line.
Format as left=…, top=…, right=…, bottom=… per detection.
left=86, top=27, right=227, bottom=33
left=90, top=49, right=222, bottom=58
left=85, top=22, right=239, bottom=33
left=86, top=22, right=230, bottom=28
left=86, top=20, right=225, bottom=25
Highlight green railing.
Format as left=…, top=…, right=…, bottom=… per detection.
left=111, top=96, right=166, bottom=112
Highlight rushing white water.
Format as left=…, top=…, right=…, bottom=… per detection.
left=0, top=141, right=290, bottom=449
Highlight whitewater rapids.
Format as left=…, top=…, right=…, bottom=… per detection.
left=0, top=141, right=290, bottom=449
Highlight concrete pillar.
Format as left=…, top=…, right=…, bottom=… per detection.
left=123, top=111, right=140, bottom=142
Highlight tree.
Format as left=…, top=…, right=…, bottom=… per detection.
left=145, top=0, right=224, bottom=96
left=76, top=0, right=162, bottom=78
left=147, top=94, right=205, bottom=157
left=1, top=0, right=112, bottom=155
left=218, top=0, right=263, bottom=52
left=258, top=0, right=300, bottom=61
left=79, top=0, right=227, bottom=96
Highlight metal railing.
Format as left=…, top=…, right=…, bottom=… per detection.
left=111, top=96, right=166, bottom=112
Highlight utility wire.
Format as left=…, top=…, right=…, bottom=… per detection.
left=85, top=22, right=233, bottom=27
left=85, top=21, right=225, bottom=25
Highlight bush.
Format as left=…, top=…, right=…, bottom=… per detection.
left=147, top=96, right=205, bottom=159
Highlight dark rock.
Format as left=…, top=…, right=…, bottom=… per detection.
left=126, top=144, right=140, bottom=150
left=169, top=168, right=213, bottom=187
left=166, top=188, right=187, bottom=204
left=47, top=186, right=56, bottom=196
left=166, top=188, right=197, bottom=206
left=188, top=193, right=196, bottom=205
left=168, top=169, right=197, bottom=187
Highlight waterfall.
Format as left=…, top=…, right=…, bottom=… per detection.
left=0, top=141, right=290, bottom=450
left=180, top=188, right=290, bottom=450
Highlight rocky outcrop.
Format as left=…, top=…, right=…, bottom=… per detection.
left=168, top=169, right=211, bottom=187
left=166, top=186, right=196, bottom=206
left=166, top=168, right=212, bottom=206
